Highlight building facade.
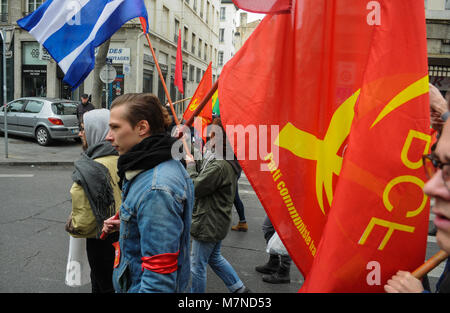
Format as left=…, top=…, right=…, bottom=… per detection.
left=217, top=0, right=238, bottom=74
left=1, top=0, right=220, bottom=118
left=234, top=12, right=261, bottom=52
left=426, top=0, right=450, bottom=93
left=3, top=1, right=450, bottom=111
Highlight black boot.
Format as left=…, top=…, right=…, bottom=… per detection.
left=255, top=254, right=279, bottom=274
left=262, top=255, right=291, bottom=284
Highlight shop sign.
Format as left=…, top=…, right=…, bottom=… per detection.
left=95, top=47, right=130, bottom=64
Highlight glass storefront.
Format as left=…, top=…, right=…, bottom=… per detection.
left=101, top=65, right=124, bottom=108
left=22, top=65, right=46, bottom=97
left=57, top=65, right=72, bottom=99
left=157, top=65, right=168, bottom=105
left=22, top=42, right=47, bottom=97
left=143, top=69, right=154, bottom=93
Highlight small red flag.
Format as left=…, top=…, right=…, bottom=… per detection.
left=183, top=63, right=212, bottom=143
left=175, top=29, right=184, bottom=95
left=232, top=0, right=291, bottom=14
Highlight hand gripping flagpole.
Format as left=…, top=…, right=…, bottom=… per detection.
left=412, top=250, right=448, bottom=279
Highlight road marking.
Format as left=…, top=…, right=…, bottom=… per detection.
left=0, top=174, right=34, bottom=178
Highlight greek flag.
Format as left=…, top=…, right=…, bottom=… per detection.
left=17, top=0, right=148, bottom=89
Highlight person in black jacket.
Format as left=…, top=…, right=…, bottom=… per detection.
left=76, top=94, right=95, bottom=124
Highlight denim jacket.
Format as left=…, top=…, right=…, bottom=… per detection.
left=112, top=159, right=194, bottom=293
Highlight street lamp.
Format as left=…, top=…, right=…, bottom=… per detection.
left=0, top=26, right=14, bottom=158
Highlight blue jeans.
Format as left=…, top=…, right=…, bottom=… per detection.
left=190, top=239, right=243, bottom=293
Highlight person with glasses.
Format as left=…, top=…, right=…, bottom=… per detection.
left=384, top=120, right=450, bottom=293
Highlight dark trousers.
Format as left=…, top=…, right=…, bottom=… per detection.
left=234, top=172, right=246, bottom=222
left=86, top=233, right=118, bottom=293
left=262, top=215, right=291, bottom=271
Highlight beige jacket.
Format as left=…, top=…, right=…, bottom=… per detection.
left=68, top=155, right=122, bottom=238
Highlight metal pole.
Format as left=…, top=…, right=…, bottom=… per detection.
left=105, top=82, right=108, bottom=109
left=106, top=63, right=109, bottom=109
left=2, top=29, right=8, bottom=158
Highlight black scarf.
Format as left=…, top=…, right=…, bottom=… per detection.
left=72, top=141, right=119, bottom=237
left=117, top=133, right=177, bottom=187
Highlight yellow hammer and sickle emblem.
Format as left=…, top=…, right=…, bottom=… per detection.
left=274, top=75, right=429, bottom=216
left=189, top=98, right=200, bottom=112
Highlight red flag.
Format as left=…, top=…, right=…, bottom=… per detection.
left=219, top=0, right=430, bottom=292
left=232, top=0, right=291, bottom=14
left=175, top=29, right=184, bottom=95
left=183, top=63, right=212, bottom=143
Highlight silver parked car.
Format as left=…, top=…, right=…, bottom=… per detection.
left=0, top=97, right=80, bottom=146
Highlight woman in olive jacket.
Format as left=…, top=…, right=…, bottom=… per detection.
left=186, top=118, right=249, bottom=293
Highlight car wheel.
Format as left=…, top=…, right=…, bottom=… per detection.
left=35, top=127, right=51, bottom=146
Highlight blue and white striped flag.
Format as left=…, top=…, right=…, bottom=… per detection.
left=18, top=0, right=148, bottom=89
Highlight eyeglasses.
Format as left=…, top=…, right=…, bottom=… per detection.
left=422, top=154, right=450, bottom=190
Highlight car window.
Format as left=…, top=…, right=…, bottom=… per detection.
left=9, top=101, right=26, bottom=112
left=24, top=100, right=44, bottom=113
left=51, top=102, right=77, bottom=115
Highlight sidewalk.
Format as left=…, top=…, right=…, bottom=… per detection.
left=0, top=135, right=82, bottom=165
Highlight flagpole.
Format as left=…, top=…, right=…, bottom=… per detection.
left=412, top=250, right=448, bottom=279
left=167, top=96, right=192, bottom=106
left=143, top=32, right=179, bottom=124
left=139, top=23, right=192, bottom=156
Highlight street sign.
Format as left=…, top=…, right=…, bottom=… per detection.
left=99, top=64, right=117, bottom=84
